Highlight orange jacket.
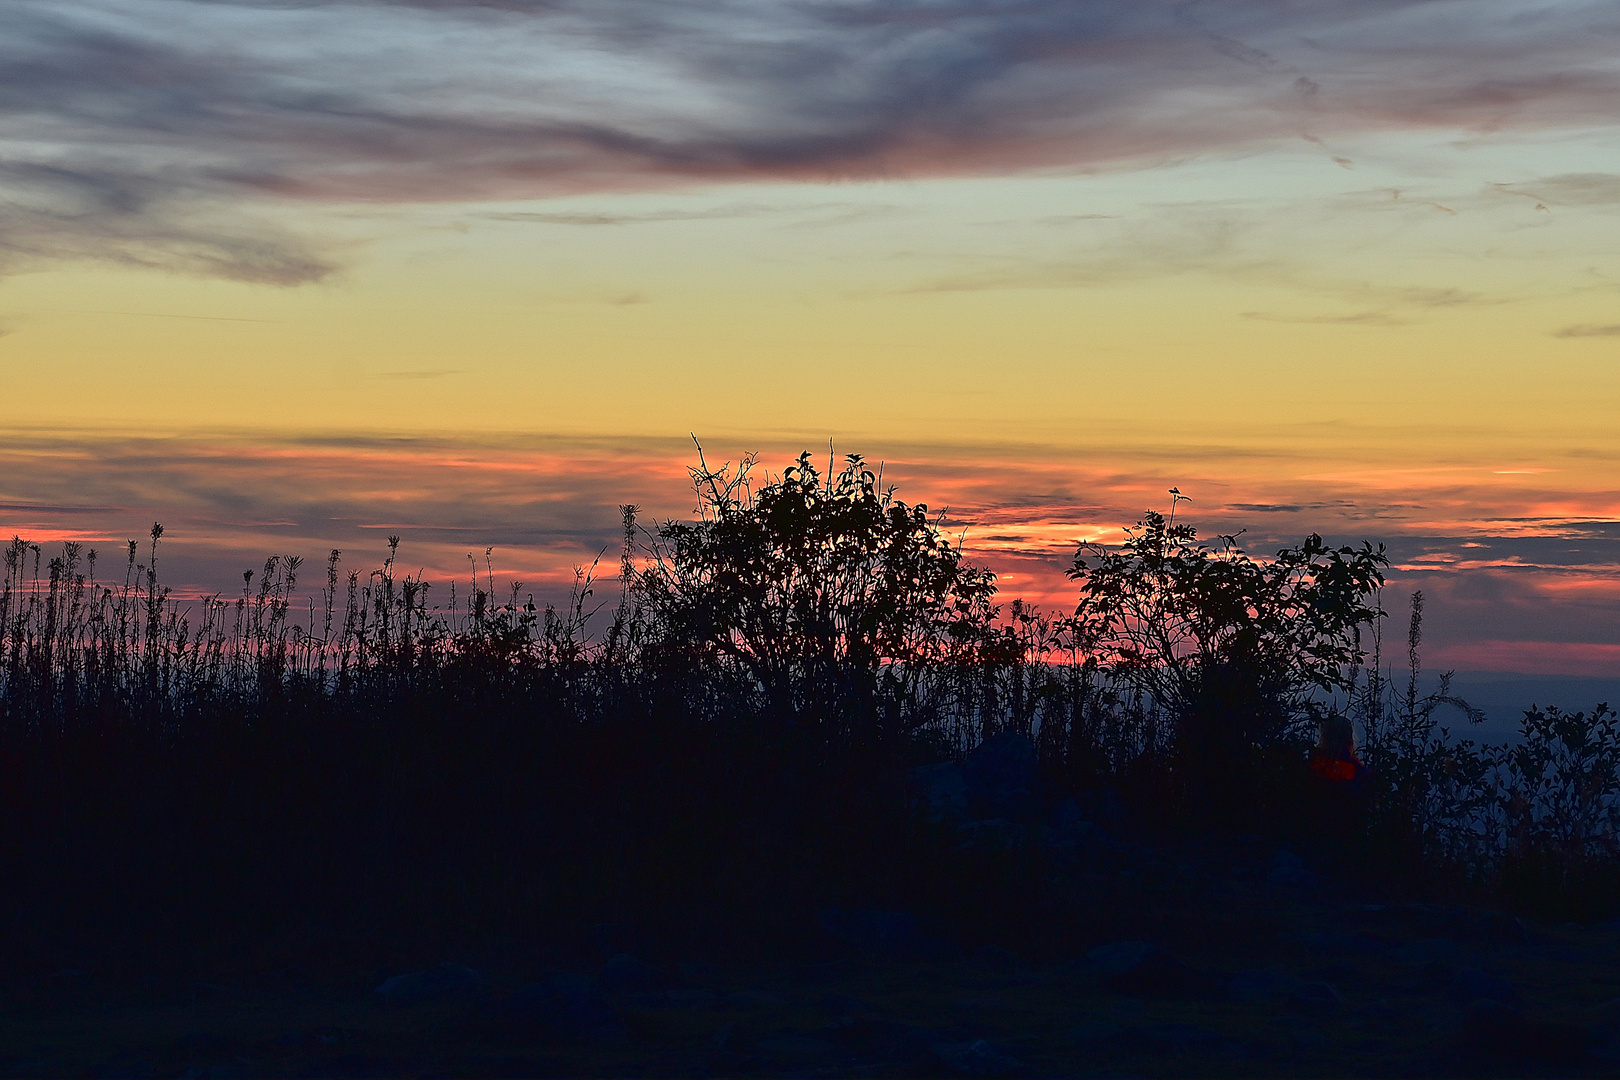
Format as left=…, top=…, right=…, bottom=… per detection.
left=1310, top=753, right=1363, bottom=783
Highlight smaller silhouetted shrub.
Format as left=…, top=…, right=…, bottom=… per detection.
left=1063, top=505, right=1388, bottom=827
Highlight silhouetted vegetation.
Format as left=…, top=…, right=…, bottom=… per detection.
left=1, top=450, right=1617, bottom=983
left=1064, top=503, right=1388, bottom=828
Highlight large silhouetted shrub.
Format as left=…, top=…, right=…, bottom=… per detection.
left=634, top=450, right=1006, bottom=748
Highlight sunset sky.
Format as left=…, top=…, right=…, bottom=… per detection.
left=1, top=0, right=1618, bottom=692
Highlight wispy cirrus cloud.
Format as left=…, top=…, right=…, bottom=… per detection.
left=1491, top=173, right=1620, bottom=207
left=1, top=0, right=1618, bottom=282
left=1240, top=310, right=1408, bottom=326
left=375, top=368, right=462, bottom=380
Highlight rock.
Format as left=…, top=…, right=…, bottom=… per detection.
left=1350, top=903, right=1530, bottom=947
left=724, top=989, right=783, bottom=1009
left=818, top=991, right=873, bottom=1018
left=662, top=988, right=718, bottom=1008
left=912, top=761, right=970, bottom=823
left=1228, top=967, right=1345, bottom=1011
left=1111, top=955, right=1222, bottom=1000
left=1587, top=999, right=1620, bottom=1061
left=1068, top=1017, right=1124, bottom=1045
left=600, top=953, right=661, bottom=992
left=822, top=1017, right=936, bottom=1062
left=820, top=907, right=950, bottom=958
left=1141, top=1021, right=1222, bottom=1050
left=1290, top=980, right=1345, bottom=1011
left=315, top=1052, right=416, bottom=1078
left=87, top=1062, right=157, bottom=1080
left=754, top=1032, right=836, bottom=1060
left=589, top=922, right=635, bottom=957
left=178, top=1062, right=256, bottom=1080
left=1265, top=850, right=1316, bottom=888
left=927, top=1039, right=1025, bottom=1077
left=1355, top=999, right=1400, bottom=1025
left=478, top=975, right=617, bottom=1035
left=970, top=945, right=1028, bottom=974
left=1226, top=968, right=1297, bottom=1001
left=373, top=963, right=484, bottom=1005
left=1275, top=1018, right=1329, bottom=1052
left=1583, top=997, right=1620, bottom=1030
left=1043, top=806, right=1103, bottom=856
left=955, top=818, right=1028, bottom=852
left=175, top=1033, right=236, bottom=1056
left=1088, top=788, right=1125, bottom=822
left=1081, top=943, right=1221, bottom=999
left=1446, top=967, right=1522, bottom=1008
left=1137, top=1021, right=1253, bottom=1057
left=1279, top=929, right=1399, bottom=959
left=1450, top=1002, right=1594, bottom=1070
left=963, top=731, right=1039, bottom=820
left=1054, top=797, right=1089, bottom=832
left=1079, top=940, right=1160, bottom=976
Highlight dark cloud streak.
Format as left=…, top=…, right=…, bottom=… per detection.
left=1, top=0, right=1618, bottom=281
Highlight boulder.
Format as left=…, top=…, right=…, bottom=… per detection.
left=822, top=906, right=926, bottom=958
left=1449, top=1002, right=1594, bottom=1070
left=817, top=991, right=874, bottom=1018
left=1446, top=967, right=1522, bottom=1008
left=1135, top=1021, right=1253, bottom=1057
left=819, top=907, right=951, bottom=958
left=1067, top=1017, right=1125, bottom=1045
left=1225, top=968, right=1342, bottom=1010
left=1279, top=929, right=1399, bottom=959
left=1106, top=952, right=1223, bottom=999
left=970, top=945, right=1028, bottom=974
left=1265, top=850, right=1316, bottom=888
left=1079, top=940, right=1159, bottom=976
left=1583, top=998, right=1620, bottom=1061
left=1079, top=941, right=1221, bottom=999
left=912, top=761, right=970, bottom=823
left=955, top=818, right=1028, bottom=852
left=600, top=953, right=662, bottom=992
left=373, top=963, right=484, bottom=1005
left=1350, top=903, right=1530, bottom=947
left=963, top=732, right=1039, bottom=820
left=926, top=1038, right=1025, bottom=1077
left=478, top=974, right=617, bottom=1035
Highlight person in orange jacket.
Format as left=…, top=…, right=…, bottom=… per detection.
left=1307, top=715, right=1371, bottom=855
left=1310, top=715, right=1365, bottom=783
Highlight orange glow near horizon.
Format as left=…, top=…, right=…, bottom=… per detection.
left=0, top=427, right=1614, bottom=677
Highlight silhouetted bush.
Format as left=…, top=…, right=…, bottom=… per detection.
left=633, top=450, right=1007, bottom=752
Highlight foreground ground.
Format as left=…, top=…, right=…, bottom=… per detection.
left=6, top=822, right=1620, bottom=1080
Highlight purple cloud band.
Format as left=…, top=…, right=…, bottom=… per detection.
left=0, top=0, right=1616, bottom=281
